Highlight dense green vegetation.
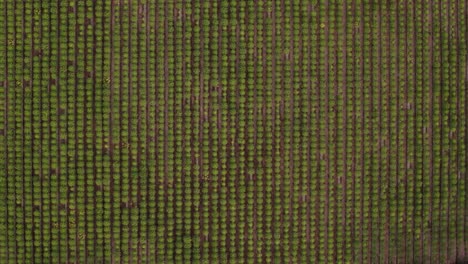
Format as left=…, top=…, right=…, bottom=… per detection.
left=0, top=0, right=467, bottom=263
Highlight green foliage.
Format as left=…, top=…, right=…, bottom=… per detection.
left=0, top=1, right=466, bottom=263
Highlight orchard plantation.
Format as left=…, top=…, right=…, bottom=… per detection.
left=0, top=0, right=467, bottom=263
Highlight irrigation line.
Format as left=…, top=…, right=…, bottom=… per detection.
left=64, top=3, right=72, bottom=262
left=349, top=0, right=358, bottom=262
left=82, top=0, right=90, bottom=261
left=340, top=1, right=349, bottom=262
left=259, top=2, right=269, bottom=262
left=71, top=0, right=80, bottom=261
left=38, top=0, right=46, bottom=260
left=253, top=1, right=261, bottom=261
left=427, top=1, right=435, bottom=262
left=136, top=0, right=144, bottom=262
left=242, top=3, right=252, bottom=262
left=323, top=1, right=331, bottom=261
left=453, top=0, right=462, bottom=259
left=108, top=0, right=117, bottom=262
left=206, top=2, right=215, bottom=261
left=188, top=1, right=197, bottom=261
left=313, top=2, right=323, bottom=262
left=383, top=1, right=393, bottom=261
left=269, top=1, right=278, bottom=259
left=464, top=0, right=468, bottom=258
left=410, top=1, right=418, bottom=261
left=170, top=0, right=179, bottom=261
left=20, top=0, right=26, bottom=262
left=144, top=0, right=151, bottom=262
left=2, top=0, right=10, bottom=262
left=46, top=2, right=54, bottom=261
left=215, top=0, right=224, bottom=261
left=17, top=0, right=24, bottom=262
left=393, top=1, right=401, bottom=262
left=376, top=1, right=383, bottom=261
left=294, top=1, right=305, bottom=261
left=357, top=0, right=366, bottom=261
left=418, top=2, right=425, bottom=259
left=445, top=0, right=453, bottom=260
left=99, top=1, right=108, bottom=262
left=28, top=0, right=36, bottom=260
left=366, top=1, right=376, bottom=262
left=402, top=0, right=410, bottom=261
left=118, top=0, right=125, bottom=260
left=437, top=1, right=444, bottom=260
left=152, top=1, right=161, bottom=260
left=278, top=0, right=286, bottom=261
left=331, top=1, right=340, bottom=261
left=91, top=0, right=99, bottom=260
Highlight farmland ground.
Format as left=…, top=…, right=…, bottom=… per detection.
left=0, top=1, right=467, bottom=263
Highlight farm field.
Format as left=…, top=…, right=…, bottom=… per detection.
left=0, top=0, right=467, bottom=263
